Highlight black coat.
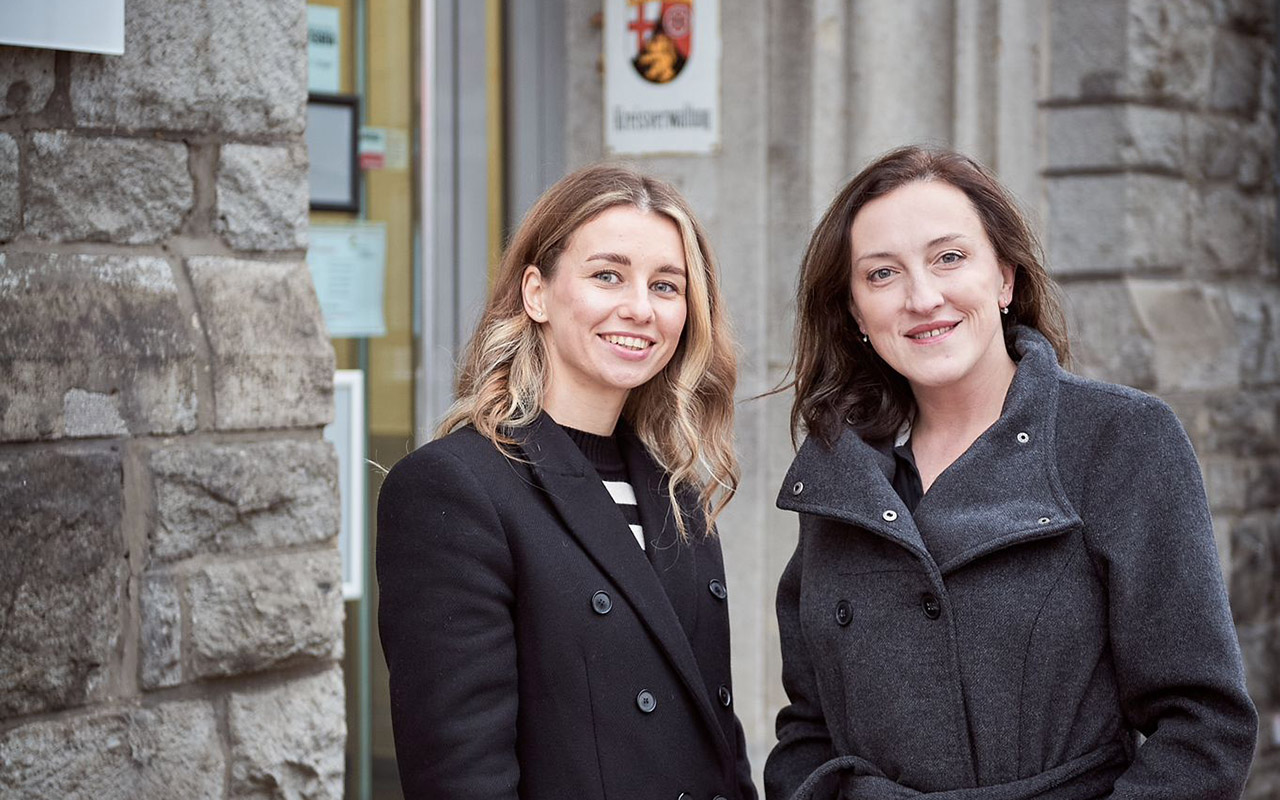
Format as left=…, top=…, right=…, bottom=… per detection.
left=377, top=413, right=757, bottom=800
left=765, top=327, right=1257, bottom=800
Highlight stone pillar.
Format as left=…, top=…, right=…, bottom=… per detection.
left=0, top=1, right=344, bottom=798
left=1045, top=1, right=1279, bottom=795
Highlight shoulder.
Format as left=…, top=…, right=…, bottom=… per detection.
left=381, top=427, right=523, bottom=502
left=1055, top=371, right=1188, bottom=442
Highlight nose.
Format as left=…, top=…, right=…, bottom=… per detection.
left=904, top=270, right=944, bottom=314
left=619, top=284, right=654, bottom=323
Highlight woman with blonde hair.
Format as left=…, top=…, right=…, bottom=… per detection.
left=378, top=163, right=757, bottom=800
left=766, top=146, right=1256, bottom=799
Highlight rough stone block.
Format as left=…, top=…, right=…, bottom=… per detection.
left=139, top=573, right=183, bottom=690
left=1048, top=0, right=1128, bottom=100
left=1061, top=280, right=1157, bottom=389
left=1127, top=0, right=1214, bottom=104
left=0, top=448, right=122, bottom=717
left=25, top=131, right=192, bottom=244
left=0, top=253, right=198, bottom=441
left=1046, top=174, right=1189, bottom=273
left=188, top=549, right=343, bottom=678
left=1126, top=280, right=1239, bottom=393
left=187, top=257, right=334, bottom=430
left=1209, top=29, right=1265, bottom=116
left=1238, top=621, right=1279, bottom=709
left=1229, top=511, right=1279, bottom=626
left=150, top=438, right=339, bottom=562
left=0, top=133, right=17, bottom=241
left=1049, top=0, right=1215, bottom=104
left=215, top=143, right=308, bottom=251
left=1191, top=186, right=1267, bottom=274
left=70, top=0, right=306, bottom=135
left=0, top=47, right=55, bottom=117
left=228, top=667, right=345, bottom=800
left=1223, top=286, right=1280, bottom=389
left=1046, top=106, right=1184, bottom=173
left=0, top=701, right=224, bottom=799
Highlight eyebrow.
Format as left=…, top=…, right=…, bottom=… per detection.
left=853, top=233, right=968, bottom=264
left=584, top=253, right=686, bottom=276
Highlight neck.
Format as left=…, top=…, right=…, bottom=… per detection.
left=542, top=383, right=626, bottom=436
left=911, top=354, right=1017, bottom=444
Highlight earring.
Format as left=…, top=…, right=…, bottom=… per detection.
left=860, top=333, right=869, bottom=344
left=1000, top=305, right=1009, bottom=316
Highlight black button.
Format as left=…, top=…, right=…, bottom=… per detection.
left=921, top=593, right=941, bottom=620
left=713, top=795, right=729, bottom=800
left=677, top=794, right=692, bottom=800
left=718, top=684, right=732, bottom=707
left=835, top=599, right=852, bottom=626
left=591, top=591, right=612, bottom=614
left=708, top=579, right=727, bottom=600
left=636, top=689, right=656, bottom=713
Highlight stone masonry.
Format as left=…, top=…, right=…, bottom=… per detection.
left=0, top=1, right=344, bottom=798
left=1047, top=2, right=1279, bottom=796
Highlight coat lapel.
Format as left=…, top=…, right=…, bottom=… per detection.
left=618, top=426, right=698, bottom=644
left=776, top=327, right=1084, bottom=575
left=516, top=414, right=732, bottom=761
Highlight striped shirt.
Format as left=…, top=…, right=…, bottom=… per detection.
left=560, top=424, right=644, bottom=550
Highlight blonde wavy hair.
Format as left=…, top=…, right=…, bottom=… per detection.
left=436, top=163, right=739, bottom=539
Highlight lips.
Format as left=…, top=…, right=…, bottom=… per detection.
left=601, top=333, right=654, bottom=351
left=906, top=321, right=959, bottom=340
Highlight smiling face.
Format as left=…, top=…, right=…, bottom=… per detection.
left=848, top=180, right=1015, bottom=398
left=522, top=204, right=689, bottom=433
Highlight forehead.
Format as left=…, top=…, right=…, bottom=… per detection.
left=567, top=205, right=684, bottom=251
left=850, top=180, right=986, bottom=250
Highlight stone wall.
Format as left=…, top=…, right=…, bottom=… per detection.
left=1048, top=1, right=1280, bottom=796
left=0, top=1, right=344, bottom=798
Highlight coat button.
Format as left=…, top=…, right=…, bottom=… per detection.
left=591, top=591, right=612, bottom=614
left=835, top=599, right=852, bottom=626
left=636, top=689, right=657, bottom=713
left=713, top=795, right=729, bottom=800
left=882, top=509, right=898, bottom=522
left=678, top=794, right=693, bottom=800
left=921, top=593, right=941, bottom=620
left=718, top=684, right=732, bottom=707
left=708, top=579, right=727, bottom=600
left=792, top=481, right=804, bottom=495
left=1016, top=431, right=1030, bottom=444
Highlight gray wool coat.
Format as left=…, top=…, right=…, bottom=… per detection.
left=765, top=326, right=1257, bottom=800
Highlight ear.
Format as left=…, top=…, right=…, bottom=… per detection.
left=999, top=262, right=1016, bottom=309
left=521, top=265, right=547, bottom=322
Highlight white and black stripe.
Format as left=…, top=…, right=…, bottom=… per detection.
left=560, top=424, right=645, bottom=550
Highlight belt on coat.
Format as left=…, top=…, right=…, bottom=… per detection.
left=789, top=741, right=1129, bottom=800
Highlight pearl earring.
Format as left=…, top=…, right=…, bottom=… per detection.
left=1000, top=305, right=1009, bottom=315
left=861, top=333, right=869, bottom=344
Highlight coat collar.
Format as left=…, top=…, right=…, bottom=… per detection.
left=514, top=412, right=731, bottom=760
left=777, top=327, right=1083, bottom=574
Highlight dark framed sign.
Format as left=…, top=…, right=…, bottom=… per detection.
left=306, top=93, right=361, bottom=212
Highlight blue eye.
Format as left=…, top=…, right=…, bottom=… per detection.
left=939, top=251, right=964, bottom=265
left=869, top=267, right=894, bottom=281
left=594, top=271, right=621, bottom=284
left=652, top=280, right=679, bottom=294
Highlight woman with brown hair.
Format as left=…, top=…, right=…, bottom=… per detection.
left=766, top=146, right=1256, bottom=799
left=377, top=163, right=756, bottom=800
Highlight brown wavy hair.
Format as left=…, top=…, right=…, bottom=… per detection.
left=789, top=145, right=1071, bottom=447
left=437, top=163, right=739, bottom=539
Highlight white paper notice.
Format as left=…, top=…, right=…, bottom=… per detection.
left=307, top=5, right=342, bottom=93
left=604, top=0, right=720, bottom=156
left=308, top=223, right=388, bottom=339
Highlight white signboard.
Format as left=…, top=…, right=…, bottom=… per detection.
left=307, top=223, right=388, bottom=338
left=323, top=370, right=366, bottom=601
left=0, top=0, right=125, bottom=55
left=307, top=5, right=341, bottom=93
left=604, top=0, right=720, bottom=156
